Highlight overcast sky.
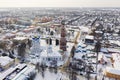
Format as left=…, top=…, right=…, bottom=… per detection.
left=0, top=0, right=120, bottom=7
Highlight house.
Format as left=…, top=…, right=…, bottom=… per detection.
left=104, top=53, right=120, bottom=79
left=85, top=35, right=94, bottom=44
left=0, top=56, right=14, bottom=70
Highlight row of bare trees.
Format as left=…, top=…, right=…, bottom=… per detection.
left=0, top=39, right=32, bottom=60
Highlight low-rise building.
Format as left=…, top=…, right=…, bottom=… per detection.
left=0, top=56, right=14, bottom=70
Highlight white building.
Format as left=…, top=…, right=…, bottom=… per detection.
left=31, top=36, right=42, bottom=56
left=104, top=53, right=120, bottom=79
left=40, top=45, right=63, bottom=67
left=0, top=56, right=14, bottom=70
left=85, top=35, right=94, bottom=44
left=29, top=35, right=63, bottom=67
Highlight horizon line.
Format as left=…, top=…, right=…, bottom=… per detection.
left=0, top=7, right=120, bottom=8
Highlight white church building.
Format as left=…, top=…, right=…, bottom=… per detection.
left=29, top=35, right=63, bottom=67
left=40, top=45, right=63, bottom=67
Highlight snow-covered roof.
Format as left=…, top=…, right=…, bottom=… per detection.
left=0, top=63, right=27, bottom=80
left=74, top=52, right=86, bottom=59
left=14, top=36, right=28, bottom=41
left=113, top=34, right=118, bottom=36
left=85, top=45, right=94, bottom=50
left=5, top=33, right=15, bottom=36
left=12, top=65, right=35, bottom=80
left=16, top=32, right=25, bottom=35
left=85, top=35, right=94, bottom=40
left=112, top=53, right=120, bottom=69
left=109, top=40, right=120, bottom=46
left=41, top=50, right=62, bottom=58
left=11, top=30, right=18, bottom=34
left=80, top=27, right=90, bottom=33
left=105, top=67, right=120, bottom=75
left=5, top=33, right=16, bottom=38
left=107, top=48, right=120, bottom=53
left=74, top=53, right=82, bottom=59
left=78, top=42, right=86, bottom=47
left=23, top=28, right=35, bottom=33
left=0, top=56, right=14, bottom=66
left=95, top=31, right=103, bottom=34
left=100, top=48, right=108, bottom=53
left=98, top=53, right=108, bottom=61
left=112, top=53, right=120, bottom=61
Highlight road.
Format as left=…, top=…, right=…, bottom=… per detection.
left=61, top=30, right=81, bottom=70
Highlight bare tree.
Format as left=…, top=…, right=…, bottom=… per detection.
left=27, top=39, right=32, bottom=49
left=70, top=46, right=76, bottom=58
left=17, top=42, right=26, bottom=59
left=0, top=41, right=8, bottom=51
left=95, top=41, right=101, bottom=80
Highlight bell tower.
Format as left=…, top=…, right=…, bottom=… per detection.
left=60, top=24, right=67, bottom=51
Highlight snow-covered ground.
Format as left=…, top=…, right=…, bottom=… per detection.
left=34, top=68, right=89, bottom=80
left=35, top=69, right=70, bottom=80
